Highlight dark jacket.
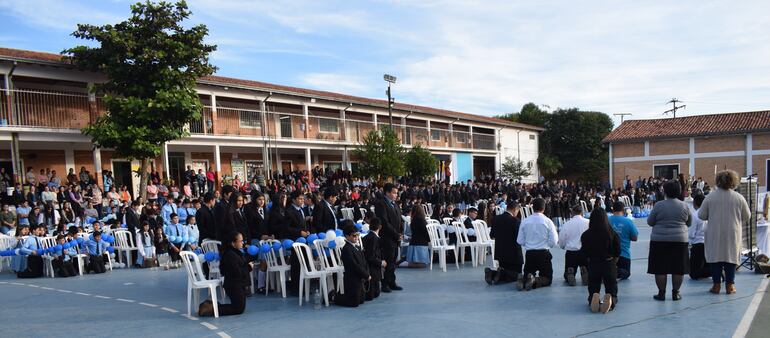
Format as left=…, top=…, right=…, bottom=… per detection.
left=196, top=205, right=216, bottom=243
left=340, top=239, right=369, bottom=291
left=125, top=208, right=141, bottom=234
left=489, top=211, right=523, bottom=271
left=374, top=198, right=402, bottom=255
left=312, top=200, right=338, bottom=233
left=362, top=232, right=383, bottom=281
left=285, top=205, right=309, bottom=239
left=580, top=228, right=621, bottom=261
left=409, top=215, right=430, bottom=246
left=222, top=208, right=249, bottom=243
left=220, top=245, right=252, bottom=289
left=244, top=203, right=268, bottom=241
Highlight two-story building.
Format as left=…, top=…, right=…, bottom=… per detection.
left=0, top=47, right=542, bottom=195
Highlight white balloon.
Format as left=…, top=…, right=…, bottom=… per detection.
left=362, top=223, right=370, bottom=232
left=335, top=237, right=346, bottom=248
left=326, top=230, right=337, bottom=240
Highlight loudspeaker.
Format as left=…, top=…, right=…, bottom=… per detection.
left=736, top=179, right=758, bottom=249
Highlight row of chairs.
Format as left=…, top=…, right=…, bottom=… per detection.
left=425, top=219, right=495, bottom=272
left=0, top=234, right=115, bottom=277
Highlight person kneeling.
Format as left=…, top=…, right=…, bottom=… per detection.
left=516, top=198, right=558, bottom=291
left=199, top=231, right=253, bottom=316
left=86, top=231, right=111, bottom=274
left=581, top=211, right=621, bottom=313
left=363, top=217, right=385, bottom=300
left=17, top=225, right=46, bottom=278
left=52, top=235, right=77, bottom=277
left=333, top=222, right=370, bottom=307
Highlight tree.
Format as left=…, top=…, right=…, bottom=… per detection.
left=405, top=144, right=438, bottom=181
left=498, top=156, right=531, bottom=181
left=541, top=108, right=613, bottom=181
left=537, top=153, right=563, bottom=179
left=496, top=102, right=549, bottom=127
left=63, top=1, right=216, bottom=200
left=352, top=126, right=405, bottom=180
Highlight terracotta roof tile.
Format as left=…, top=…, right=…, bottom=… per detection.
left=603, top=110, right=770, bottom=143
left=0, top=46, right=542, bottom=131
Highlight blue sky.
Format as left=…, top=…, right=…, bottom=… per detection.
left=2, top=0, right=770, bottom=127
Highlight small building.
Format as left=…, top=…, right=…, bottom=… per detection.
left=603, top=110, right=770, bottom=192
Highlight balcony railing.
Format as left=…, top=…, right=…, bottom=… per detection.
left=2, top=91, right=500, bottom=151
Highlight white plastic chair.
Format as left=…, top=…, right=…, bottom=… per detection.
left=201, top=240, right=222, bottom=279
left=292, top=242, right=331, bottom=307
left=472, top=220, right=494, bottom=266
left=180, top=251, right=223, bottom=318
left=426, top=223, right=458, bottom=272
left=313, top=240, right=345, bottom=294
left=340, top=208, right=354, bottom=221
left=262, top=239, right=290, bottom=298
left=452, top=221, right=481, bottom=267
left=0, top=236, right=15, bottom=272
left=113, top=230, right=139, bottom=268
left=357, top=208, right=368, bottom=221
left=40, top=237, right=57, bottom=278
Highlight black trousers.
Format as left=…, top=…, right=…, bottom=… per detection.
left=689, top=243, right=710, bottom=279
left=564, top=250, right=588, bottom=278
left=89, top=254, right=106, bottom=274
left=289, top=247, right=312, bottom=295
left=53, top=258, right=76, bottom=277
left=524, top=250, right=553, bottom=288
left=366, top=279, right=381, bottom=300
left=383, top=245, right=398, bottom=288
left=616, top=256, right=631, bottom=280
left=17, top=255, right=44, bottom=278
left=217, top=283, right=246, bottom=316
left=587, top=258, right=618, bottom=305
left=336, top=280, right=365, bottom=307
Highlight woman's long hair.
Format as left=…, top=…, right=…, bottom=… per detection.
left=588, top=209, right=614, bottom=241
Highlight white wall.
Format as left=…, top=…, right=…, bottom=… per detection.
left=499, top=128, right=540, bottom=183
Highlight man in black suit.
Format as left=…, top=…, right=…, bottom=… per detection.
left=313, top=188, right=339, bottom=233
left=362, top=217, right=384, bottom=300
left=287, top=191, right=311, bottom=295
left=244, top=191, right=269, bottom=244
left=375, top=183, right=403, bottom=292
left=125, top=200, right=142, bottom=266
left=486, top=202, right=524, bottom=285
left=197, top=193, right=217, bottom=244
left=214, top=185, right=234, bottom=241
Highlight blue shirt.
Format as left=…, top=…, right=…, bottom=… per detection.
left=16, top=206, right=31, bottom=226
left=177, top=207, right=188, bottom=225
left=608, top=215, right=639, bottom=259
left=20, top=235, right=43, bottom=255
left=85, top=239, right=110, bottom=255
left=161, top=203, right=178, bottom=226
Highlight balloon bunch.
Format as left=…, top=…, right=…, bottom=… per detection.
left=201, top=252, right=220, bottom=262
left=167, top=235, right=198, bottom=245
left=101, top=234, right=116, bottom=244
left=633, top=210, right=650, bottom=218
left=0, top=238, right=81, bottom=256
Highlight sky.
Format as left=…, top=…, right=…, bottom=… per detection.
left=1, top=0, right=770, bottom=128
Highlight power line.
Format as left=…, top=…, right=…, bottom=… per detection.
left=663, top=98, right=686, bottom=118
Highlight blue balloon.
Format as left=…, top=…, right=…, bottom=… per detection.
left=77, top=238, right=85, bottom=244
left=355, top=223, right=363, bottom=230
left=194, top=248, right=203, bottom=255
left=282, top=239, right=294, bottom=249
left=335, top=229, right=343, bottom=237
left=318, top=232, right=326, bottom=240
left=62, top=242, right=71, bottom=249
left=327, top=240, right=337, bottom=249
left=260, top=243, right=270, bottom=253
left=296, top=237, right=307, bottom=244
left=307, top=234, right=318, bottom=244
left=121, top=223, right=127, bottom=228
left=54, top=245, right=63, bottom=251
left=272, top=241, right=281, bottom=251
left=247, top=245, right=259, bottom=256
left=86, top=217, right=96, bottom=224
left=107, top=247, right=115, bottom=254
left=204, top=252, right=214, bottom=262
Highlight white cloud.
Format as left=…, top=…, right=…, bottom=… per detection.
left=0, top=0, right=119, bottom=30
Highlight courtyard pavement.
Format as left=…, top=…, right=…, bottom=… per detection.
left=1, top=219, right=767, bottom=338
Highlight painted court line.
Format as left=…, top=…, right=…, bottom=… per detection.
left=116, top=298, right=135, bottom=303
left=10, top=282, right=23, bottom=285
left=181, top=314, right=199, bottom=321
left=75, top=292, right=91, bottom=296
left=733, top=278, right=770, bottom=338
left=57, top=289, right=73, bottom=293
left=27, top=284, right=40, bottom=288
left=40, top=286, right=54, bottom=290
left=94, top=295, right=112, bottom=299
left=217, top=332, right=232, bottom=338
left=199, top=322, right=218, bottom=330
left=161, top=307, right=179, bottom=313
left=139, top=302, right=159, bottom=307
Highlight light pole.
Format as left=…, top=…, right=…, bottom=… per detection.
left=384, top=74, right=397, bottom=127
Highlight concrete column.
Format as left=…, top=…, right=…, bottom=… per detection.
left=276, top=152, right=283, bottom=174
left=260, top=100, right=270, bottom=176
left=162, top=143, right=170, bottom=180
left=303, top=104, right=310, bottom=139
left=427, top=120, right=432, bottom=146
left=214, top=144, right=221, bottom=182
left=401, top=116, right=407, bottom=144
left=469, top=126, right=474, bottom=149
left=343, top=147, right=350, bottom=171
left=210, top=94, right=218, bottom=134
left=689, top=138, right=695, bottom=179
left=10, top=132, right=21, bottom=185
left=747, top=134, right=753, bottom=177
left=64, top=148, right=75, bottom=174
left=93, top=147, right=102, bottom=188
left=449, top=123, right=454, bottom=148
left=305, top=148, right=312, bottom=176
left=372, top=113, right=378, bottom=130
left=608, top=143, right=613, bottom=188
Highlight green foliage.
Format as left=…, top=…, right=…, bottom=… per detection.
left=405, top=144, right=438, bottom=181
left=498, top=156, right=531, bottom=180
left=542, top=108, right=613, bottom=181
left=352, top=126, right=405, bottom=180
left=63, top=0, right=217, bottom=160
left=537, top=154, right=562, bottom=178
left=497, top=102, right=549, bottom=127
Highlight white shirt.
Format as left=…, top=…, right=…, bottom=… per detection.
left=517, top=212, right=559, bottom=251
left=558, top=215, right=589, bottom=251
left=688, top=205, right=707, bottom=244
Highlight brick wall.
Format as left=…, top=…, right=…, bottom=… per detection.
left=752, top=155, right=768, bottom=188
left=695, top=135, right=744, bottom=153
left=613, top=159, right=690, bottom=187
left=19, top=150, right=66, bottom=178
left=694, top=156, right=745, bottom=184
left=649, top=139, right=689, bottom=156
left=753, top=133, right=770, bottom=150
left=613, top=142, right=644, bottom=158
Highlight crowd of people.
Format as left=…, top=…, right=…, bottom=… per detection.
left=0, top=164, right=757, bottom=315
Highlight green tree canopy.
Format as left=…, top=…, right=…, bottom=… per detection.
left=352, top=127, right=405, bottom=180
left=63, top=0, right=216, bottom=198
left=542, top=108, right=613, bottom=181
left=498, top=156, right=532, bottom=181
left=497, top=102, right=549, bottom=127
left=405, top=144, right=438, bottom=181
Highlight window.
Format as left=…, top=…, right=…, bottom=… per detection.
left=239, top=110, right=262, bottom=128
left=653, top=164, right=679, bottom=180
left=431, top=129, right=442, bottom=141
left=529, top=134, right=536, bottom=140
left=456, top=133, right=468, bottom=143
left=324, top=162, right=342, bottom=173
left=319, top=118, right=338, bottom=133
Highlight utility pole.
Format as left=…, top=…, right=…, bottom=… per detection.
left=613, top=112, right=632, bottom=123
left=384, top=74, right=397, bottom=127
left=663, top=98, right=686, bottom=118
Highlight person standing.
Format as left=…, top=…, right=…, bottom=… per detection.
left=647, top=181, right=692, bottom=301
left=559, top=205, right=590, bottom=286
left=581, top=210, right=621, bottom=313
left=375, top=183, right=404, bottom=292
left=312, top=188, right=339, bottom=233
left=516, top=198, right=559, bottom=291
left=486, top=202, right=523, bottom=285
left=688, top=194, right=710, bottom=280
left=608, top=202, right=639, bottom=280
left=698, top=170, right=750, bottom=294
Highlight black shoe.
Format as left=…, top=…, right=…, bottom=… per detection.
left=523, top=273, right=534, bottom=291
left=381, top=286, right=392, bottom=293
left=484, top=268, right=495, bottom=285
left=328, top=291, right=336, bottom=304
left=653, top=292, right=665, bottom=301
left=257, top=287, right=266, bottom=294
left=566, top=267, right=576, bottom=286
left=672, top=290, right=681, bottom=301
left=390, top=285, right=403, bottom=291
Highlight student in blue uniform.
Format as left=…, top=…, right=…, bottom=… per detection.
left=85, top=231, right=111, bottom=274
left=17, top=224, right=46, bottom=278
left=52, top=234, right=77, bottom=277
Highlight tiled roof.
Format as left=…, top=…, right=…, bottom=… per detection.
left=603, top=110, right=770, bottom=143
left=0, top=46, right=543, bottom=131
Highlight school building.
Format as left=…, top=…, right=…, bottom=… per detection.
left=0, top=47, right=542, bottom=194
left=603, top=110, right=770, bottom=192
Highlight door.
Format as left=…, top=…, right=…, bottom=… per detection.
left=281, top=161, right=292, bottom=174
left=280, top=115, right=293, bottom=138
left=168, top=152, right=185, bottom=185
left=113, top=161, right=133, bottom=192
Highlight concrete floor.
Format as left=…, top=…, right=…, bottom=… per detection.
left=0, top=219, right=766, bottom=338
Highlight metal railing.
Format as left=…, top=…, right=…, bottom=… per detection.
left=0, top=89, right=99, bottom=129
left=473, top=133, right=496, bottom=150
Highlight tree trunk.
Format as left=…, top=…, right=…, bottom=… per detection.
left=139, top=157, right=149, bottom=202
